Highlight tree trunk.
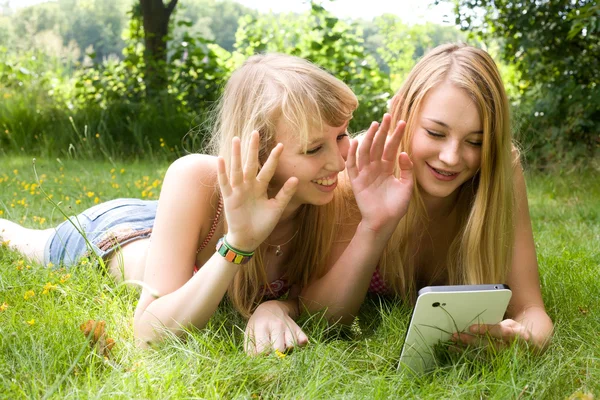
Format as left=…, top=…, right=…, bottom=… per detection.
left=139, top=0, right=178, bottom=97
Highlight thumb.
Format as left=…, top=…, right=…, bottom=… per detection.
left=398, top=152, right=413, bottom=182
left=273, top=177, right=298, bottom=209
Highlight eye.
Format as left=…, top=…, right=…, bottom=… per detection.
left=306, top=146, right=322, bottom=155
left=336, top=133, right=349, bottom=141
left=467, top=140, right=483, bottom=147
left=425, top=129, right=444, bottom=138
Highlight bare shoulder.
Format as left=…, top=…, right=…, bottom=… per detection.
left=164, top=154, right=219, bottom=188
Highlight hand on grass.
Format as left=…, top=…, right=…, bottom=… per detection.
left=244, top=300, right=308, bottom=356
left=217, top=131, right=298, bottom=252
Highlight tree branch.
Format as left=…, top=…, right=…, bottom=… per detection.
left=166, top=0, right=178, bottom=16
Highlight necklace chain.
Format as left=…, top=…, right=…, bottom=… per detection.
left=264, top=229, right=299, bottom=257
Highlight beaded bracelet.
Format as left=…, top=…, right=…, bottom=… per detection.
left=215, top=236, right=254, bottom=264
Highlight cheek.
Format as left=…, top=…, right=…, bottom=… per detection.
left=339, top=140, right=350, bottom=161
left=467, top=150, right=482, bottom=171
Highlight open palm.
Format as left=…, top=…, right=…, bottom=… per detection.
left=217, top=132, right=298, bottom=252
left=346, top=114, right=413, bottom=237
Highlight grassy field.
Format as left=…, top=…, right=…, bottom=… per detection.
left=0, top=156, right=598, bottom=399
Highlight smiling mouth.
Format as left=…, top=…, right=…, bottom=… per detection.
left=427, top=164, right=460, bottom=176
left=312, top=174, right=338, bottom=186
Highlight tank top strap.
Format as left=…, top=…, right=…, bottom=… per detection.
left=196, top=193, right=223, bottom=254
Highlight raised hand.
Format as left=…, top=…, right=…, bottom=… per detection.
left=346, top=113, right=413, bottom=237
left=217, top=131, right=298, bottom=252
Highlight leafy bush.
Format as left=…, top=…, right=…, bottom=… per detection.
left=235, top=3, right=392, bottom=132
left=453, top=0, right=599, bottom=167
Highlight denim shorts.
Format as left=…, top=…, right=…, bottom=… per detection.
left=44, top=198, right=158, bottom=266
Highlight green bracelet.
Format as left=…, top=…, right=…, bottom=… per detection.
left=216, top=236, right=254, bottom=264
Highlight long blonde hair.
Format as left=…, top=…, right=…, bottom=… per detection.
left=206, top=53, right=358, bottom=317
left=381, top=43, right=515, bottom=300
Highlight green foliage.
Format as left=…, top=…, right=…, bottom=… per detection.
left=235, top=3, right=392, bottom=132
left=452, top=0, right=599, bottom=166
left=372, top=15, right=465, bottom=90
left=171, top=0, right=257, bottom=52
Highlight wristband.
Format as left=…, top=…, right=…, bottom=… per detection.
left=216, top=236, right=254, bottom=264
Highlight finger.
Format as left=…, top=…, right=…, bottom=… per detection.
left=271, top=331, right=286, bottom=354
left=254, top=326, right=273, bottom=355
left=272, top=177, right=298, bottom=210
left=471, top=321, right=529, bottom=343
left=370, top=114, right=391, bottom=162
left=398, top=152, right=414, bottom=182
left=345, top=138, right=359, bottom=180
left=244, top=130, right=260, bottom=181
left=453, top=331, right=478, bottom=346
left=256, top=143, right=283, bottom=186
left=217, top=156, right=232, bottom=197
left=230, top=137, right=243, bottom=187
left=357, top=121, right=378, bottom=168
left=294, top=328, right=309, bottom=347
left=381, top=120, right=405, bottom=162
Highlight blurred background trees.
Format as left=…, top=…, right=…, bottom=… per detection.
left=0, top=0, right=597, bottom=166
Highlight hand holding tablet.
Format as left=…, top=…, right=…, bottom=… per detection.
left=399, top=284, right=512, bottom=374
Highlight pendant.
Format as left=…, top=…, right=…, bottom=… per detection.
left=275, top=246, right=283, bottom=257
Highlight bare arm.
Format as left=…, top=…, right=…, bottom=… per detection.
left=300, top=114, right=413, bottom=323
left=459, top=165, right=553, bottom=351
left=503, top=165, right=553, bottom=349
left=134, top=133, right=298, bottom=345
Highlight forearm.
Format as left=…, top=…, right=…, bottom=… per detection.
left=300, top=223, right=389, bottom=324
left=512, top=305, right=554, bottom=351
left=134, top=253, right=240, bottom=345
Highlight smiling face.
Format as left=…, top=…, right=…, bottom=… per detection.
left=269, top=119, right=350, bottom=210
left=410, top=81, right=483, bottom=204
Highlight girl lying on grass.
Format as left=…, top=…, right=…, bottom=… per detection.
left=1, top=53, right=409, bottom=354
left=300, top=43, right=554, bottom=352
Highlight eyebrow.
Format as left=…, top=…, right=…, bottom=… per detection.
left=425, top=118, right=483, bottom=134
left=306, top=122, right=349, bottom=147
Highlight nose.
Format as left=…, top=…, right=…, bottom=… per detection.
left=325, top=144, right=347, bottom=172
left=439, top=140, right=461, bottom=166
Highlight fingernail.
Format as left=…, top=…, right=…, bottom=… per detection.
left=470, top=325, right=480, bottom=333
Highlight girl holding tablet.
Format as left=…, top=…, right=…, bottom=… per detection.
left=301, top=43, right=553, bottom=351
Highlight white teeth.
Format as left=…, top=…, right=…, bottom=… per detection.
left=313, top=177, right=337, bottom=186
left=433, top=167, right=456, bottom=176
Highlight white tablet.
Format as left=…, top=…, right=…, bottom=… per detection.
left=399, top=284, right=512, bottom=374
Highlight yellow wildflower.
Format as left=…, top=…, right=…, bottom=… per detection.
left=13, top=169, right=18, bottom=175
left=24, top=290, right=35, bottom=300
left=94, top=197, right=100, bottom=204
left=86, top=191, right=94, bottom=198
left=0, top=302, right=8, bottom=312
left=26, top=319, right=35, bottom=326
left=75, top=199, right=82, bottom=205
left=59, top=274, right=71, bottom=283
left=120, top=168, right=125, bottom=174
left=47, top=262, right=54, bottom=268
left=274, top=350, right=286, bottom=359
left=0, top=210, right=3, bottom=216
left=42, top=282, right=57, bottom=295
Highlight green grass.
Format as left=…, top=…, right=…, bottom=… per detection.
left=1, top=156, right=599, bottom=399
